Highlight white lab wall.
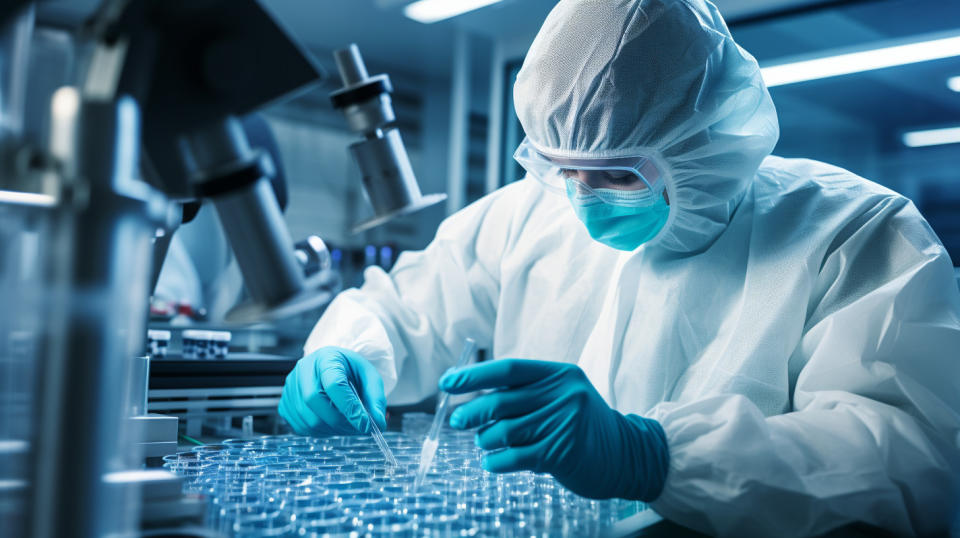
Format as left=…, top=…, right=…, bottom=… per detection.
left=265, top=116, right=364, bottom=245
left=402, top=76, right=453, bottom=246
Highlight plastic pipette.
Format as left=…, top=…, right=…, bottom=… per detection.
left=351, top=385, right=398, bottom=467
left=414, top=337, right=477, bottom=490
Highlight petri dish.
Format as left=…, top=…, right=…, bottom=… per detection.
left=356, top=513, right=416, bottom=538
left=299, top=520, right=357, bottom=538
left=231, top=508, right=295, bottom=538
left=417, top=519, right=477, bottom=537
left=326, top=480, right=373, bottom=503
left=222, top=438, right=254, bottom=448
left=175, top=431, right=646, bottom=538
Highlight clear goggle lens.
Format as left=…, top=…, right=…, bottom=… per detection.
left=513, top=138, right=664, bottom=206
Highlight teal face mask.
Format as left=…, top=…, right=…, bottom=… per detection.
left=565, top=181, right=669, bottom=251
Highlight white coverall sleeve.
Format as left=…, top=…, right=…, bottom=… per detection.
left=303, top=189, right=516, bottom=405
left=649, top=203, right=960, bottom=537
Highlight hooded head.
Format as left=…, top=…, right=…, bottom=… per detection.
left=514, top=0, right=779, bottom=254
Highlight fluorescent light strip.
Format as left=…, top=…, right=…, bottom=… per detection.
left=948, top=76, right=960, bottom=93
left=762, top=34, right=960, bottom=87
left=403, top=0, right=502, bottom=24
left=0, top=190, right=56, bottom=207
left=902, top=126, right=960, bottom=148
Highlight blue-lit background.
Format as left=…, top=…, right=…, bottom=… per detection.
left=31, top=0, right=960, bottom=304
left=734, top=0, right=960, bottom=265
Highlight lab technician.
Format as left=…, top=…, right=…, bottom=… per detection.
left=279, top=0, right=960, bottom=535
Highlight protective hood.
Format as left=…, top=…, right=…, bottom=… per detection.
left=514, top=0, right=780, bottom=253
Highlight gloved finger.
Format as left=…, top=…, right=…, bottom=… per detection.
left=297, top=357, right=357, bottom=434
left=288, top=373, right=347, bottom=435
left=319, top=352, right=371, bottom=433
left=449, top=388, right=542, bottom=430
left=482, top=444, right=543, bottom=474
left=474, top=399, right=566, bottom=450
left=356, top=359, right=388, bottom=430
left=280, top=409, right=310, bottom=435
left=302, top=387, right=357, bottom=435
left=278, top=396, right=303, bottom=434
left=279, top=371, right=308, bottom=433
left=278, top=371, right=295, bottom=421
left=439, top=359, right=562, bottom=394
left=279, top=377, right=312, bottom=435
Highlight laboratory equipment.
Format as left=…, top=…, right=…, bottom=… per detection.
left=182, top=329, right=231, bottom=360
left=364, top=244, right=378, bottom=267
left=294, top=235, right=333, bottom=277
left=163, top=422, right=653, bottom=537
left=0, top=2, right=444, bottom=537
left=124, top=356, right=151, bottom=417
left=210, top=330, right=232, bottom=359
left=147, top=330, right=300, bottom=443
left=414, top=337, right=477, bottom=490
left=350, top=384, right=398, bottom=467
left=329, top=43, right=447, bottom=233
left=331, top=248, right=343, bottom=270
left=147, top=329, right=171, bottom=359
left=379, top=245, right=394, bottom=269
left=182, top=330, right=209, bottom=360
left=17, top=2, right=328, bottom=532
left=183, top=330, right=232, bottom=360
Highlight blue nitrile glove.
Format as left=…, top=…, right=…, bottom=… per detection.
left=440, top=359, right=669, bottom=501
left=279, top=346, right=387, bottom=435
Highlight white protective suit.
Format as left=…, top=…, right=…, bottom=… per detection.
left=305, top=0, right=960, bottom=535
left=155, top=205, right=245, bottom=320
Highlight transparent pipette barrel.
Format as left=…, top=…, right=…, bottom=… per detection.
left=431, top=337, right=477, bottom=440
left=351, top=385, right=398, bottom=467
left=414, top=337, right=477, bottom=490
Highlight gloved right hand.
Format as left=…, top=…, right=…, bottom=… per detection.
left=278, top=346, right=387, bottom=435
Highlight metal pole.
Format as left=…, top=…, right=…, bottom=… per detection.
left=484, top=41, right=505, bottom=195
left=446, top=30, right=471, bottom=215
left=30, top=89, right=158, bottom=538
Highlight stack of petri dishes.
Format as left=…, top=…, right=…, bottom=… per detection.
left=163, top=420, right=649, bottom=537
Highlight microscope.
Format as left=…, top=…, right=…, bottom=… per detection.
left=0, top=1, right=444, bottom=536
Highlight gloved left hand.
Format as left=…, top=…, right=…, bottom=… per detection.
left=440, top=359, right=669, bottom=501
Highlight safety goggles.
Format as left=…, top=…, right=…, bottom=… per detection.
left=513, top=137, right=664, bottom=206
